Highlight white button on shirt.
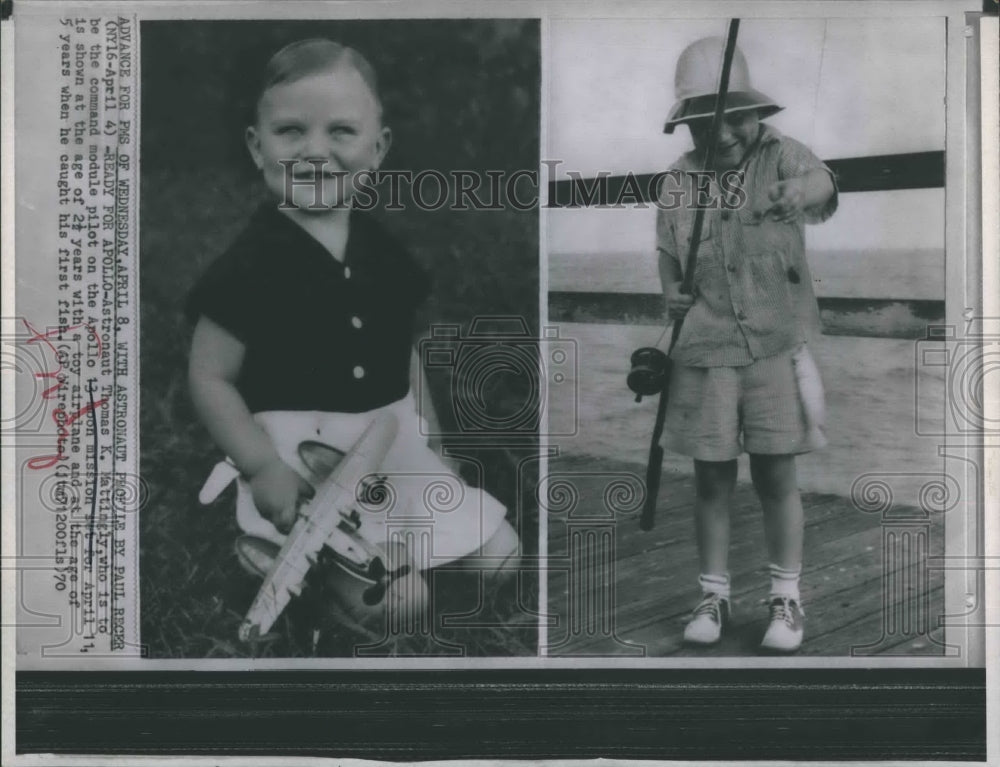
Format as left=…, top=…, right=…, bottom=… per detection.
left=344, top=266, right=352, bottom=279
left=353, top=365, right=365, bottom=379
left=351, top=316, right=363, bottom=329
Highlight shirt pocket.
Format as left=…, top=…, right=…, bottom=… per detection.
left=736, top=207, right=796, bottom=299
left=739, top=208, right=801, bottom=272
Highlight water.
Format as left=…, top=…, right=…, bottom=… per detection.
left=547, top=323, right=949, bottom=509
left=549, top=248, right=943, bottom=300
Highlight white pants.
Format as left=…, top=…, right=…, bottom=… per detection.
left=199, top=394, right=509, bottom=569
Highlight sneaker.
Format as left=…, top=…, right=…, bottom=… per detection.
left=683, top=592, right=730, bottom=645
left=760, top=596, right=805, bottom=653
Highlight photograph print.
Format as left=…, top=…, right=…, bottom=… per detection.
left=545, top=15, right=961, bottom=659
left=139, top=19, right=541, bottom=658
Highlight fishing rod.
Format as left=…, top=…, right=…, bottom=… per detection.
left=629, top=18, right=742, bottom=532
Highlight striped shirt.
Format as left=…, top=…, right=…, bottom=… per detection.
left=656, top=124, right=837, bottom=367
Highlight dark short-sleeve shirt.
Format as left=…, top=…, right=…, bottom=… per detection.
left=656, top=124, right=838, bottom=367
left=186, top=205, right=429, bottom=413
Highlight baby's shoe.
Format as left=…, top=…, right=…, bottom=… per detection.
left=234, top=535, right=280, bottom=579
left=760, top=596, right=805, bottom=653
left=682, top=592, right=730, bottom=645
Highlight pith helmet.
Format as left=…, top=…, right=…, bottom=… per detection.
left=663, top=36, right=783, bottom=134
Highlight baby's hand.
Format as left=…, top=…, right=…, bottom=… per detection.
left=763, top=178, right=807, bottom=223
left=248, top=460, right=315, bottom=533
left=665, top=282, right=695, bottom=320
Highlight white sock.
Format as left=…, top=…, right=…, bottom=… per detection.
left=769, top=563, right=801, bottom=602
left=699, top=572, right=731, bottom=600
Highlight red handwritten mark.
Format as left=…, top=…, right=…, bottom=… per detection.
left=22, top=319, right=108, bottom=470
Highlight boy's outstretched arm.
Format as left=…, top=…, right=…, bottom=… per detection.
left=765, top=168, right=836, bottom=223
left=188, top=316, right=312, bottom=531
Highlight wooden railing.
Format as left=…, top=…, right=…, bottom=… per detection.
left=547, top=151, right=945, bottom=339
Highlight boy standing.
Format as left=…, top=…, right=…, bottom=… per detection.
left=656, top=37, right=837, bottom=653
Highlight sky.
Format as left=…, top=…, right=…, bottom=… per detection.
left=546, top=16, right=946, bottom=256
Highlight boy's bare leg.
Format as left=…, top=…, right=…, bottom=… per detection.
left=749, top=453, right=803, bottom=569
left=683, top=459, right=737, bottom=644
left=749, top=453, right=806, bottom=651
left=693, top=459, right=738, bottom=575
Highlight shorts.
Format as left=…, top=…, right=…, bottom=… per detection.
left=661, top=345, right=826, bottom=462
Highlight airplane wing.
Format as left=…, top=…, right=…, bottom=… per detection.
left=239, top=411, right=399, bottom=641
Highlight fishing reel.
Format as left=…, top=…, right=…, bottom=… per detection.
left=627, top=346, right=671, bottom=402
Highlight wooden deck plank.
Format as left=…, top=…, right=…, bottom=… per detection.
left=546, top=454, right=847, bottom=551
left=610, top=583, right=945, bottom=658
left=549, top=493, right=892, bottom=630
left=547, top=479, right=843, bottom=556
left=606, top=493, right=863, bottom=570
left=546, top=455, right=944, bottom=657
left=551, top=553, right=944, bottom=657
left=548, top=536, right=920, bottom=655
left=803, top=586, right=948, bottom=657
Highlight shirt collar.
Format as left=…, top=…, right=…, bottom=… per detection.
left=248, top=202, right=422, bottom=292
left=253, top=202, right=372, bottom=272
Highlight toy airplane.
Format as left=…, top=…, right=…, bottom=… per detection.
left=237, top=411, right=401, bottom=642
